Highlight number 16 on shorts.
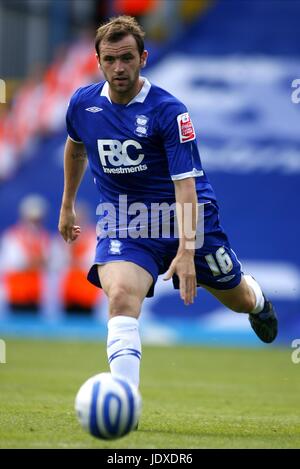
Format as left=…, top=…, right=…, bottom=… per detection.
left=205, top=246, right=234, bottom=276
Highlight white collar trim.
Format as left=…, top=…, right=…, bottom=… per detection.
left=100, top=77, right=151, bottom=106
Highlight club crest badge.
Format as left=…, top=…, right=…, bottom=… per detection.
left=109, top=239, right=122, bottom=255
left=134, top=115, right=149, bottom=137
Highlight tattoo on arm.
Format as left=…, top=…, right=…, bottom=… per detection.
left=71, top=150, right=87, bottom=161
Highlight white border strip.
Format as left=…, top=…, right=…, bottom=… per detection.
left=171, top=169, right=204, bottom=180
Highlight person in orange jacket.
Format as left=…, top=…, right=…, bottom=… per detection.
left=54, top=202, right=102, bottom=315
left=0, top=195, right=50, bottom=312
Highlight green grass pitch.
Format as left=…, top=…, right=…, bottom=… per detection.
left=0, top=338, right=299, bottom=448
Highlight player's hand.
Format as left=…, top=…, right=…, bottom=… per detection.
left=58, top=206, right=81, bottom=243
left=163, top=251, right=197, bottom=305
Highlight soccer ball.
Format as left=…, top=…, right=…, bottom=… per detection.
left=75, top=372, right=142, bottom=440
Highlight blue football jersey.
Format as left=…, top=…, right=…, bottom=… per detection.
left=66, top=77, right=217, bottom=232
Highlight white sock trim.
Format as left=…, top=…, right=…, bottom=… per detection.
left=108, top=315, right=138, bottom=330
left=243, top=274, right=265, bottom=314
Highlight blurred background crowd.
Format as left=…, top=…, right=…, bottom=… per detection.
left=0, top=0, right=299, bottom=345
left=1, top=0, right=205, bottom=180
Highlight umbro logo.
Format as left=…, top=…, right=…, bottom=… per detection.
left=85, top=106, right=103, bottom=113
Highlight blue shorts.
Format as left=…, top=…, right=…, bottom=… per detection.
left=87, top=202, right=242, bottom=297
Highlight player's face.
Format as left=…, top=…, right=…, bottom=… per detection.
left=97, top=35, right=147, bottom=104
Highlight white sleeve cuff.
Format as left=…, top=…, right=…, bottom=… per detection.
left=171, top=169, right=204, bottom=181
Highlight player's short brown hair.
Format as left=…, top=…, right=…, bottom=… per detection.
left=95, top=15, right=145, bottom=56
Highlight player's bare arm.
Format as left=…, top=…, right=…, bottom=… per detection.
left=164, top=177, right=198, bottom=306
left=58, top=137, right=88, bottom=243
